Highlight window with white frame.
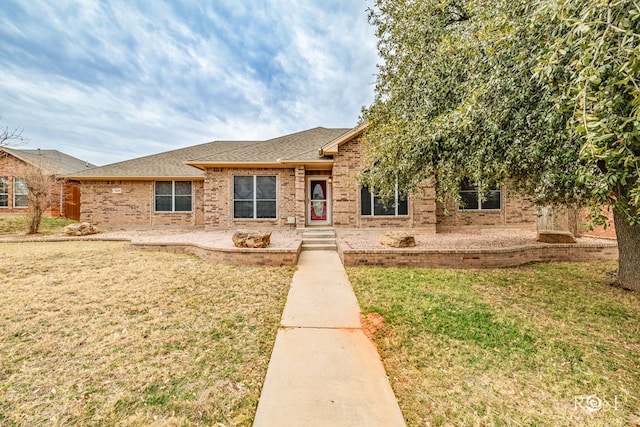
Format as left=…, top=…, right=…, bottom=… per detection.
left=13, top=177, right=28, bottom=208
left=360, top=184, right=408, bottom=216
left=154, top=181, right=192, bottom=212
left=0, top=176, right=7, bottom=207
left=233, top=175, right=277, bottom=219
left=459, top=179, right=501, bottom=210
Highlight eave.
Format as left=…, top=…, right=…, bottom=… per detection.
left=66, top=175, right=206, bottom=181
left=185, top=160, right=334, bottom=170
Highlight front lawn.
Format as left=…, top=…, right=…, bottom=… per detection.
left=0, top=216, right=76, bottom=235
left=348, top=262, right=640, bottom=426
left=0, top=241, right=293, bottom=426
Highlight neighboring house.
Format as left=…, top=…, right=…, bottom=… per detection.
left=67, top=125, right=539, bottom=231
left=0, top=148, right=95, bottom=220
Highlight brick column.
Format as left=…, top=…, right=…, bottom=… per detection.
left=295, top=166, right=306, bottom=229
left=203, top=168, right=219, bottom=229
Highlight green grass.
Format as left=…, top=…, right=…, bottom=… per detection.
left=348, top=262, right=640, bottom=426
left=0, top=215, right=76, bottom=235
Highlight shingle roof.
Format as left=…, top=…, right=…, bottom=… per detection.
left=2, top=148, right=96, bottom=175
left=68, top=127, right=353, bottom=179
left=66, top=140, right=258, bottom=179
left=187, top=127, right=351, bottom=165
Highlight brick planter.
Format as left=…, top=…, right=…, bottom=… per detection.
left=338, top=242, right=618, bottom=268
left=133, top=242, right=302, bottom=266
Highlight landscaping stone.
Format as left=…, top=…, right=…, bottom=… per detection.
left=536, top=230, right=577, bottom=244
left=63, top=222, right=100, bottom=236
left=232, top=230, right=272, bottom=248
left=380, top=231, right=416, bottom=248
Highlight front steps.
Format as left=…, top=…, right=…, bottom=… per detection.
left=301, top=228, right=337, bottom=251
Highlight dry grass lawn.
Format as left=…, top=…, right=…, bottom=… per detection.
left=350, top=262, right=640, bottom=426
left=0, top=241, right=293, bottom=426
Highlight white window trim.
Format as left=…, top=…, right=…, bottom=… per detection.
left=362, top=182, right=409, bottom=217
left=232, top=175, right=278, bottom=220
left=13, top=177, right=28, bottom=209
left=0, top=176, right=8, bottom=208
left=154, top=180, right=193, bottom=213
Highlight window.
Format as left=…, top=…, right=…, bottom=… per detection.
left=459, top=179, right=501, bottom=210
left=233, top=175, right=277, bottom=219
left=0, top=176, right=7, bottom=207
left=155, top=181, right=192, bottom=212
left=14, top=178, right=28, bottom=208
left=361, top=184, right=408, bottom=216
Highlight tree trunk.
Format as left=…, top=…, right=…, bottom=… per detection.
left=27, top=198, right=44, bottom=234
left=27, top=206, right=42, bottom=234
left=613, top=210, right=640, bottom=291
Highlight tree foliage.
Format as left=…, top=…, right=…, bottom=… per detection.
left=539, top=0, right=640, bottom=225
left=362, top=0, right=640, bottom=289
left=363, top=0, right=639, bottom=212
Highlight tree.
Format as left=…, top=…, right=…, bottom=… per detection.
left=362, top=0, right=640, bottom=289
left=0, top=122, right=24, bottom=147
left=14, top=161, right=58, bottom=234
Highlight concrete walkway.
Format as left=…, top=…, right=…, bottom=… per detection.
left=253, top=251, right=406, bottom=427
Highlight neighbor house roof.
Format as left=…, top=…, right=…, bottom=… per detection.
left=2, top=148, right=96, bottom=175
left=68, top=127, right=355, bottom=180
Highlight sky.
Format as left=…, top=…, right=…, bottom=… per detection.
left=0, top=1, right=379, bottom=166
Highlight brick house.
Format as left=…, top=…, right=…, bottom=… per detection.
left=67, top=125, right=539, bottom=231
left=0, top=148, right=95, bottom=220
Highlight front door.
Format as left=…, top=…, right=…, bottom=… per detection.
left=307, top=178, right=330, bottom=225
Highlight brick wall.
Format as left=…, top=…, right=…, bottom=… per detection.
left=436, top=184, right=537, bottom=231
left=330, top=136, right=437, bottom=231
left=579, top=207, right=617, bottom=238
left=134, top=242, right=301, bottom=266
left=203, top=167, right=297, bottom=228
left=80, top=180, right=205, bottom=226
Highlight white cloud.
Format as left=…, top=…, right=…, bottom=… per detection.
left=0, top=0, right=378, bottom=165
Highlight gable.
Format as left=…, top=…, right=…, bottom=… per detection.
left=320, top=122, right=368, bottom=156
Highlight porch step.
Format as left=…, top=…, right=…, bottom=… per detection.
left=301, top=228, right=337, bottom=251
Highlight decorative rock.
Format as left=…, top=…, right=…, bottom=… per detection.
left=63, top=222, right=100, bottom=236
left=380, top=231, right=416, bottom=248
left=232, top=230, right=272, bottom=248
left=536, top=230, right=577, bottom=244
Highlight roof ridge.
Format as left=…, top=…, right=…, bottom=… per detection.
left=186, top=140, right=264, bottom=162
left=262, top=126, right=349, bottom=143
left=278, top=127, right=352, bottom=160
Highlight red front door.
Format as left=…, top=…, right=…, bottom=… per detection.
left=309, top=179, right=328, bottom=222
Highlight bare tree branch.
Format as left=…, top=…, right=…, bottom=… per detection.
left=0, top=124, right=25, bottom=147
left=14, top=160, right=58, bottom=234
